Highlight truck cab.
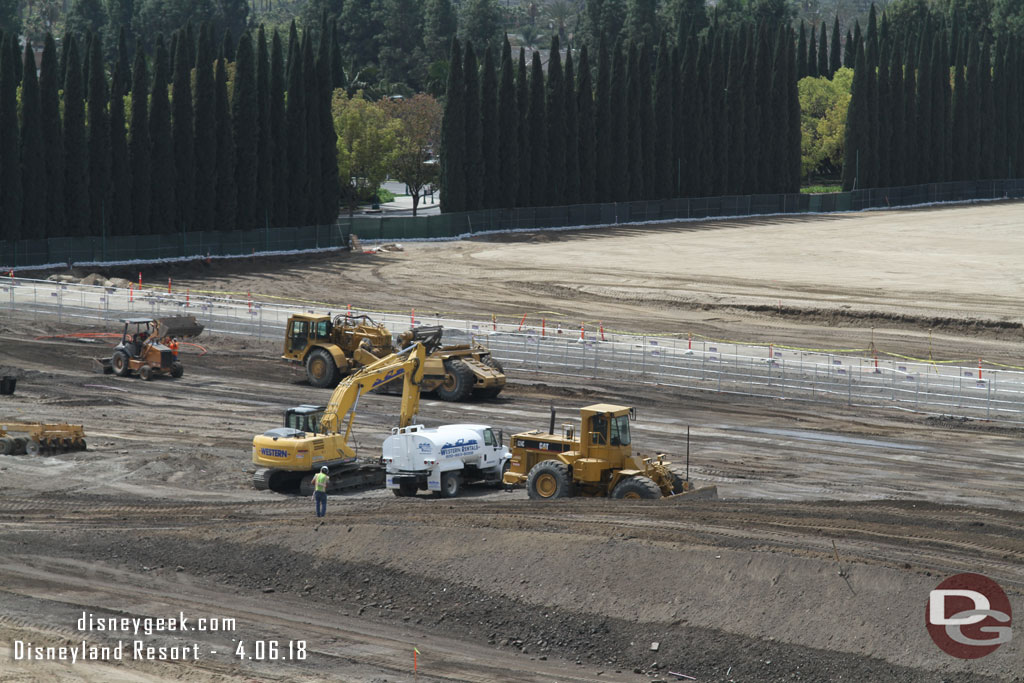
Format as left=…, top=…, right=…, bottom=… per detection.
left=383, top=424, right=510, bottom=498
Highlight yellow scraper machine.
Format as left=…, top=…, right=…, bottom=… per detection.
left=503, top=404, right=718, bottom=501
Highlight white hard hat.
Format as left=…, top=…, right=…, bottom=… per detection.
left=321, top=466, right=328, bottom=473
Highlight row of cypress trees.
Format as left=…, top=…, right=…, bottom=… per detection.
left=0, top=18, right=339, bottom=242
left=440, top=21, right=801, bottom=214
left=842, top=7, right=1024, bottom=190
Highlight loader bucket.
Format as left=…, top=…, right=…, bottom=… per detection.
left=153, top=316, right=204, bottom=339
left=664, top=485, right=719, bottom=501
left=92, top=358, right=113, bottom=374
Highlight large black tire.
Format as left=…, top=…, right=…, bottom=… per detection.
left=138, top=364, right=153, bottom=381
left=306, top=349, right=338, bottom=388
left=0, top=437, right=13, bottom=455
left=526, top=461, right=573, bottom=500
left=437, top=471, right=461, bottom=498
left=473, top=356, right=505, bottom=399
left=112, top=350, right=131, bottom=377
left=611, top=475, right=662, bottom=500
left=170, top=362, right=184, bottom=378
left=25, top=440, right=41, bottom=456
left=392, top=480, right=419, bottom=497
left=435, top=359, right=474, bottom=402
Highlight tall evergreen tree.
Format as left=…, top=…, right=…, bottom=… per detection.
left=129, top=42, right=151, bottom=234
left=301, top=34, right=322, bottom=225
left=964, top=38, right=982, bottom=181
left=752, top=28, right=771, bottom=192
left=933, top=37, right=951, bottom=182
left=787, top=27, right=802, bottom=191
left=172, top=33, right=194, bottom=232
left=901, top=41, right=916, bottom=185
left=527, top=51, right=547, bottom=206
left=115, top=27, right=131, bottom=96
left=193, top=24, right=217, bottom=232
left=863, top=28, right=879, bottom=188
left=108, top=61, right=132, bottom=236
left=40, top=33, right=65, bottom=238
left=876, top=38, right=891, bottom=189
left=462, top=41, right=482, bottom=210
left=594, top=39, right=612, bottom=200
left=87, top=36, right=110, bottom=236
left=515, top=47, right=530, bottom=207
left=63, top=36, right=89, bottom=235
left=625, top=42, right=643, bottom=200
left=214, top=57, right=237, bottom=230
left=149, top=36, right=175, bottom=234
left=817, top=22, right=829, bottom=79
left=829, top=16, right=841, bottom=78
left=653, top=38, right=673, bottom=199
left=806, top=24, right=818, bottom=78
left=59, top=30, right=72, bottom=85
left=914, top=31, right=933, bottom=184
left=992, top=37, right=1007, bottom=179
left=496, top=37, right=519, bottom=208
left=842, top=40, right=867, bottom=191
left=741, top=29, right=759, bottom=194
left=545, top=36, right=565, bottom=206
left=233, top=32, right=258, bottom=229
left=440, top=37, right=465, bottom=212
left=889, top=44, right=905, bottom=186
left=638, top=44, right=655, bottom=199
left=695, top=37, right=712, bottom=196
left=865, top=4, right=878, bottom=71
left=950, top=43, right=968, bottom=180
left=423, top=0, right=457, bottom=64
left=625, top=0, right=657, bottom=46
left=796, top=21, right=807, bottom=79
left=678, top=36, right=697, bottom=197
left=844, top=28, right=855, bottom=68
left=1006, top=43, right=1020, bottom=178
left=576, top=44, right=595, bottom=204
left=255, top=26, right=273, bottom=226
left=316, top=16, right=339, bottom=224
left=563, top=48, right=580, bottom=205
left=270, top=30, right=289, bottom=225
left=725, top=31, right=745, bottom=194
left=221, top=28, right=235, bottom=61
left=0, top=35, right=21, bottom=237
left=285, top=34, right=307, bottom=223
left=479, top=46, right=500, bottom=209
left=768, top=26, right=789, bottom=193
left=20, top=42, right=45, bottom=236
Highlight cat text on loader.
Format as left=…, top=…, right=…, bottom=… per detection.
left=281, top=313, right=505, bottom=401
left=252, top=341, right=428, bottom=495
left=502, top=404, right=718, bottom=500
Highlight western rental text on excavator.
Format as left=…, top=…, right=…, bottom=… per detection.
left=252, top=341, right=429, bottom=495
left=281, top=312, right=506, bottom=401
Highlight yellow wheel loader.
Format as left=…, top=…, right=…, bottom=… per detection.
left=502, top=404, right=717, bottom=501
left=281, top=313, right=506, bottom=401
left=252, top=341, right=429, bottom=494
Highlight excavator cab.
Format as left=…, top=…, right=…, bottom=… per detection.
left=285, top=405, right=326, bottom=434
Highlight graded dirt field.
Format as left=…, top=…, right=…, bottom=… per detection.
left=1, top=201, right=1023, bottom=682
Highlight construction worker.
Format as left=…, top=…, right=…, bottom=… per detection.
left=312, top=466, right=329, bottom=518
left=168, top=337, right=179, bottom=358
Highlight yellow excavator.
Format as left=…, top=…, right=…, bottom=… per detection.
left=252, top=342, right=427, bottom=495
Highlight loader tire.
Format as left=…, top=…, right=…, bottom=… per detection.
left=112, top=350, right=131, bottom=377
left=170, top=362, right=184, bottom=378
left=611, top=475, right=662, bottom=500
left=0, top=437, right=13, bottom=455
left=437, top=471, right=461, bottom=498
left=139, top=364, right=153, bottom=381
left=392, top=481, right=418, bottom=497
left=473, top=357, right=505, bottom=399
left=526, top=461, right=573, bottom=500
left=435, top=359, right=474, bottom=402
left=306, top=349, right=338, bottom=388
left=25, top=440, right=41, bottom=456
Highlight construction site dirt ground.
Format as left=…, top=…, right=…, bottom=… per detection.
left=1, top=201, right=1023, bottom=682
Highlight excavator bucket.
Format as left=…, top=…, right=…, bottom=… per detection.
left=664, top=485, right=719, bottom=501
left=153, top=315, right=204, bottom=339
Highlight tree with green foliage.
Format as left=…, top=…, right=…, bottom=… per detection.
left=20, top=42, right=45, bottom=236
left=626, top=0, right=657, bottom=46
left=460, top=0, right=501, bottom=53
left=0, top=0, right=19, bottom=37
left=233, top=32, right=258, bottom=229
left=625, top=42, right=643, bottom=200
left=334, top=93, right=401, bottom=212
left=797, top=22, right=807, bottom=79
left=594, top=39, right=611, bottom=200
left=108, top=61, right=132, bottom=236
left=817, top=22, right=829, bottom=79
left=381, top=94, right=441, bottom=216
left=725, top=32, right=745, bottom=194
left=545, top=36, right=566, bottom=206
left=340, top=0, right=381, bottom=70
left=931, top=37, right=950, bottom=182
left=964, top=38, right=982, bottom=181
left=214, top=56, right=237, bottom=230
left=87, top=36, right=110, bottom=235
left=270, top=29, right=289, bottom=226
left=609, top=39, right=628, bottom=200
left=193, top=24, right=217, bottom=231
left=527, top=51, right=547, bottom=206
left=950, top=44, right=968, bottom=180
left=423, top=0, right=457, bottom=64
left=807, top=24, right=818, bottom=78
left=515, top=48, right=530, bottom=207
left=462, top=42, right=482, bottom=210
left=497, top=37, right=519, bottom=208
left=67, top=0, right=106, bottom=40
left=285, top=35, right=307, bottom=224
left=440, top=37, right=465, bottom=213
left=129, top=41, right=150, bottom=234
left=639, top=45, right=656, bottom=199
left=888, top=45, right=905, bottom=186
left=913, top=31, right=933, bottom=184
left=317, top=19, right=339, bottom=224
left=799, top=68, right=852, bottom=180
left=842, top=42, right=866, bottom=190
left=901, top=42, right=916, bottom=184
left=563, top=49, right=580, bottom=205
left=172, top=33, right=194, bottom=232
left=844, top=28, right=854, bottom=68
left=40, top=33, right=65, bottom=238
left=149, top=37, right=175, bottom=234
left=377, top=0, right=425, bottom=90
left=829, top=16, right=841, bottom=78
left=584, top=0, right=625, bottom=53
left=302, top=35, right=321, bottom=225
left=254, top=27, right=273, bottom=227
left=575, top=45, right=595, bottom=205
left=479, top=46, right=499, bottom=209
left=0, top=35, right=21, bottom=237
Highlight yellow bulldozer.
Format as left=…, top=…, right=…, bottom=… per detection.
left=281, top=313, right=505, bottom=401
left=503, top=404, right=717, bottom=500
left=253, top=341, right=429, bottom=494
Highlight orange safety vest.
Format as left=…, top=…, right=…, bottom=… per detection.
left=169, top=340, right=179, bottom=357
left=313, top=472, right=329, bottom=493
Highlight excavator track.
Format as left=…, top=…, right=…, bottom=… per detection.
left=298, top=460, right=386, bottom=495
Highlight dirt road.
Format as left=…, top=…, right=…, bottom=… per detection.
left=2, top=202, right=1023, bottom=681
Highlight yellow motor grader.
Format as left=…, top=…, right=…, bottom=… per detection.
left=281, top=312, right=505, bottom=401
left=503, top=404, right=717, bottom=500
